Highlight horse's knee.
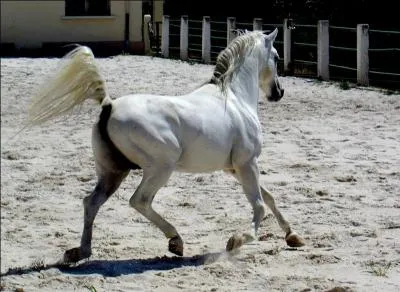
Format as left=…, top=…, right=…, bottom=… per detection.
left=129, top=194, right=150, bottom=212
left=83, top=184, right=103, bottom=207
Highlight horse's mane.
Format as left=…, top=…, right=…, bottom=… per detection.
left=210, top=30, right=265, bottom=94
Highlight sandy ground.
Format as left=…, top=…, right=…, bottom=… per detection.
left=1, top=54, right=399, bottom=292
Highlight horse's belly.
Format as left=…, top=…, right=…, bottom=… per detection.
left=176, top=143, right=232, bottom=172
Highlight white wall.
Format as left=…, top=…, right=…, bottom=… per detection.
left=1, top=1, right=143, bottom=48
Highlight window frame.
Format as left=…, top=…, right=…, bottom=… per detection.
left=65, top=0, right=111, bottom=17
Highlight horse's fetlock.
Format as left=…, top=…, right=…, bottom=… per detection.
left=81, top=247, right=92, bottom=258
left=255, top=203, right=266, bottom=219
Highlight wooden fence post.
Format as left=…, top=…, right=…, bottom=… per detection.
left=202, top=16, right=211, bottom=64
left=283, top=18, right=293, bottom=75
left=180, top=15, right=188, bottom=61
left=143, top=14, right=152, bottom=55
left=253, top=18, right=262, bottom=31
left=357, top=24, right=369, bottom=86
left=227, top=17, right=236, bottom=45
left=318, top=20, right=329, bottom=81
left=161, top=15, right=169, bottom=58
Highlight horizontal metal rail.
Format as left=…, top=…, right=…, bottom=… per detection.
left=189, top=43, right=202, bottom=48
left=210, top=28, right=226, bottom=33
left=235, top=21, right=253, bottom=26
left=212, top=45, right=227, bottom=50
left=295, top=24, right=317, bottom=28
left=188, top=57, right=203, bottom=62
left=329, top=64, right=357, bottom=71
left=330, top=46, right=357, bottom=51
left=294, top=59, right=317, bottom=65
left=370, top=29, right=400, bottom=34
left=188, top=34, right=202, bottom=39
left=211, top=36, right=227, bottom=41
left=262, top=23, right=283, bottom=28
left=210, top=20, right=227, bottom=25
left=369, top=70, right=400, bottom=76
left=188, top=20, right=202, bottom=24
left=189, top=27, right=202, bottom=32
left=294, top=42, right=317, bottom=48
left=188, top=48, right=202, bottom=53
left=329, top=26, right=356, bottom=32
left=369, top=48, right=400, bottom=52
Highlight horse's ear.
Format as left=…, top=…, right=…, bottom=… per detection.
left=266, top=28, right=278, bottom=43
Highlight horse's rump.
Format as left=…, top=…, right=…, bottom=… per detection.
left=98, top=103, right=141, bottom=171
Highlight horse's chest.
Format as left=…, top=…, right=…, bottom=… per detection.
left=231, top=115, right=263, bottom=161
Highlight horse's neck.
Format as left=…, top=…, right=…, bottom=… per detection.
left=229, top=56, right=260, bottom=112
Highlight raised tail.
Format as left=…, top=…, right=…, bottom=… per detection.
left=27, top=45, right=110, bottom=126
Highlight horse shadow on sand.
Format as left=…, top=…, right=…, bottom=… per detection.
left=1, top=251, right=232, bottom=277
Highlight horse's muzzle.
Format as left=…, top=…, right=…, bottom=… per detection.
left=267, top=80, right=284, bottom=102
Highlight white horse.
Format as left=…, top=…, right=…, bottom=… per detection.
left=27, top=28, right=305, bottom=263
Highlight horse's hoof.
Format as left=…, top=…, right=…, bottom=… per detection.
left=285, top=232, right=306, bottom=247
left=226, top=234, right=245, bottom=252
left=226, top=233, right=255, bottom=252
left=168, top=236, right=183, bottom=256
left=63, top=247, right=90, bottom=263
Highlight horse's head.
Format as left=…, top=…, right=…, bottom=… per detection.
left=259, top=29, right=284, bottom=102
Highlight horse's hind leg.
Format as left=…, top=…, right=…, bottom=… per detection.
left=260, top=187, right=305, bottom=247
left=64, top=169, right=128, bottom=263
left=129, top=166, right=183, bottom=256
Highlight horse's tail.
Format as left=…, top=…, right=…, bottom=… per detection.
left=27, top=45, right=110, bottom=126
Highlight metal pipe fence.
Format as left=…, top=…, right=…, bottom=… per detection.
left=157, top=16, right=399, bottom=89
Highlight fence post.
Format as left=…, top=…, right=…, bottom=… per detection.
left=143, top=14, right=152, bottom=55
left=227, top=17, right=236, bottom=45
left=161, top=15, right=169, bottom=58
left=317, top=20, right=329, bottom=81
left=283, top=18, right=293, bottom=75
left=357, top=24, right=369, bottom=86
left=180, top=15, right=188, bottom=61
left=253, top=18, right=263, bottom=31
left=202, top=16, right=211, bottom=64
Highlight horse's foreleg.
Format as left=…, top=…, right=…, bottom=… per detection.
left=260, top=186, right=305, bottom=247
left=226, top=161, right=266, bottom=251
left=237, top=161, right=266, bottom=237
left=226, top=167, right=306, bottom=249
left=64, top=171, right=128, bottom=263
left=129, top=167, right=183, bottom=256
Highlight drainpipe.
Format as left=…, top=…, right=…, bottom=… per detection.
left=124, top=1, right=130, bottom=52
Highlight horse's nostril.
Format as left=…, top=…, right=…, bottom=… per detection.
left=281, top=88, right=285, bottom=97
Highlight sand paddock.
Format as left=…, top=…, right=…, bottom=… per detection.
left=1, top=55, right=399, bottom=291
